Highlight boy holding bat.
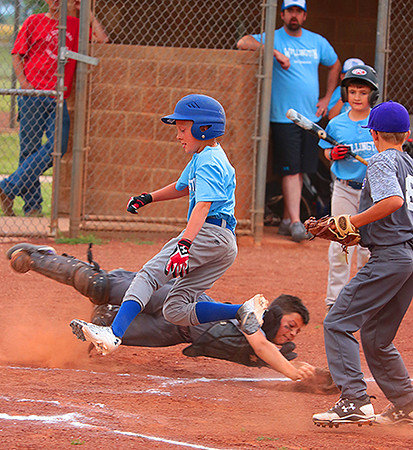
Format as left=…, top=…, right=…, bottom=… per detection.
left=318, top=65, right=379, bottom=312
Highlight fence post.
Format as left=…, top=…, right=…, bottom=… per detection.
left=374, top=0, right=390, bottom=103
left=50, top=0, right=68, bottom=235
left=254, top=0, right=277, bottom=244
left=9, top=0, right=20, bottom=129
left=69, top=0, right=91, bottom=237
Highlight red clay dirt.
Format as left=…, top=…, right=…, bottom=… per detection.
left=1, top=230, right=412, bottom=449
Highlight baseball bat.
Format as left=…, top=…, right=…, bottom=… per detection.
left=286, top=108, right=368, bottom=166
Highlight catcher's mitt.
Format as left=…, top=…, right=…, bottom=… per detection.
left=304, top=214, right=360, bottom=249
left=294, top=367, right=339, bottom=395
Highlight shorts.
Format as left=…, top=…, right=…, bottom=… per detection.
left=270, top=122, right=319, bottom=175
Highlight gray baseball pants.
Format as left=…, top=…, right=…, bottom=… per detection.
left=324, top=241, right=413, bottom=407
left=122, top=222, right=237, bottom=326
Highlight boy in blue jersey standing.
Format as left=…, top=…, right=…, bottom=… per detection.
left=313, top=101, right=413, bottom=427
left=237, top=0, right=340, bottom=241
left=319, top=65, right=379, bottom=311
left=70, top=94, right=268, bottom=355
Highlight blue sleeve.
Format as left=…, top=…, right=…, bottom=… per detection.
left=319, top=36, right=337, bottom=67
left=176, top=161, right=191, bottom=191
left=195, top=162, right=228, bottom=202
left=327, top=87, right=341, bottom=113
left=251, top=32, right=265, bottom=44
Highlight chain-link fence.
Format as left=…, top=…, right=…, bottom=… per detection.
left=73, top=0, right=262, bottom=238
left=0, top=0, right=263, bottom=239
left=385, top=0, right=413, bottom=112
left=0, top=0, right=77, bottom=238
left=0, top=0, right=54, bottom=237
left=1, top=0, right=411, bottom=240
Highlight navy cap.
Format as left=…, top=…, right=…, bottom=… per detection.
left=281, top=0, right=307, bottom=11
left=363, top=101, right=410, bottom=133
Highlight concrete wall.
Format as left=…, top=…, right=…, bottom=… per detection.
left=61, top=45, right=259, bottom=231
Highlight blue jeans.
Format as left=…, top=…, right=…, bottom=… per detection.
left=0, top=96, right=70, bottom=214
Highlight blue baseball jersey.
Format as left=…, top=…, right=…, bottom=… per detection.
left=176, top=144, right=237, bottom=230
left=327, top=86, right=350, bottom=116
left=318, top=111, right=377, bottom=182
left=359, top=149, right=413, bottom=247
left=252, top=28, right=337, bottom=123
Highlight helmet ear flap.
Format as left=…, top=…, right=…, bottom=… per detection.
left=369, top=89, right=379, bottom=107
left=340, top=85, right=348, bottom=103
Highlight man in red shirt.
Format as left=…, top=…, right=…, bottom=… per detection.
left=0, top=0, right=107, bottom=216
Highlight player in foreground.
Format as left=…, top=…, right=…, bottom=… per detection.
left=69, top=94, right=270, bottom=357
left=309, top=101, right=413, bottom=427
left=7, top=243, right=321, bottom=383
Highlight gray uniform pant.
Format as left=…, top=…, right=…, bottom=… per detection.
left=122, top=222, right=237, bottom=326
left=326, top=181, right=370, bottom=307
left=106, top=272, right=218, bottom=347
left=324, top=241, right=413, bottom=407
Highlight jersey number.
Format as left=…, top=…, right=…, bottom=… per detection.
left=406, top=175, right=413, bottom=211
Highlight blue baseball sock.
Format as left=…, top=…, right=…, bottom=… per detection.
left=111, top=300, right=142, bottom=338
left=195, top=301, right=241, bottom=324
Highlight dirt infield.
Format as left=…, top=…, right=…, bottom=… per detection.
left=1, top=231, right=412, bottom=449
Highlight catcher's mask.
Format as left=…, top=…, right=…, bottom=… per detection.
left=341, top=65, right=379, bottom=107
left=161, top=94, right=226, bottom=140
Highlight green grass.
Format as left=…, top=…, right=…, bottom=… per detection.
left=256, top=436, right=277, bottom=441
left=0, top=43, right=13, bottom=88
left=0, top=132, right=19, bottom=173
left=0, top=131, right=53, bottom=174
left=56, top=234, right=106, bottom=245
left=0, top=90, right=14, bottom=112
left=0, top=178, right=52, bottom=217
left=121, top=237, right=155, bottom=245
left=0, top=43, right=15, bottom=116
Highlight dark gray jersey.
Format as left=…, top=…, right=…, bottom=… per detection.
left=359, top=149, right=413, bottom=247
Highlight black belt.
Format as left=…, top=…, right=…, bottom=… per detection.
left=337, top=178, right=363, bottom=190
left=205, top=217, right=234, bottom=233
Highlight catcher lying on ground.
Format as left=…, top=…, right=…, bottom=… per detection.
left=6, top=243, right=336, bottom=392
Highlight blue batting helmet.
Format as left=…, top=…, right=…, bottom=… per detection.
left=161, top=94, right=226, bottom=140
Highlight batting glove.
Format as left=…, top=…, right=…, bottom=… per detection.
left=330, top=145, right=350, bottom=160
left=164, top=238, right=192, bottom=278
left=127, top=193, right=152, bottom=214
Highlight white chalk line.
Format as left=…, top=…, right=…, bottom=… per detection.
left=0, top=365, right=298, bottom=449
left=0, top=387, right=228, bottom=449
left=0, top=394, right=135, bottom=423
left=2, top=364, right=396, bottom=385
left=2, top=364, right=405, bottom=449
left=0, top=410, right=224, bottom=450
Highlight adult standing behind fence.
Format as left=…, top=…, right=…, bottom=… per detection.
left=0, top=0, right=108, bottom=217
left=237, top=0, right=340, bottom=242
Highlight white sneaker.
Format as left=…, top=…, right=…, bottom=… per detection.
left=313, top=396, right=375, bottom=427
left=70, top=319, right=121, bottom=355
left=236, top=294, right=269, bottom=335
